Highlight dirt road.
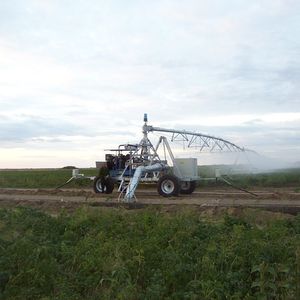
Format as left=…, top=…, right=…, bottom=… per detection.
left=0, top=187, right=300, bottom=214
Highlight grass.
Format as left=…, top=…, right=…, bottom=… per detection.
left=0, top=207, right=299, bottom=299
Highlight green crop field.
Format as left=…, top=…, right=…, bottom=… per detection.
left=0, top=207, right=299, bottom=299
left=0, top=168, right=97, bottom=189
left=1, top=167, right=300, bottom=189
left=198, top=166, right=300, bottom=189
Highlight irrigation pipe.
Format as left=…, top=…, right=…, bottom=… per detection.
left=219, top=177, right=258, bottom=197
left=56, top=177, right=75, bottom=189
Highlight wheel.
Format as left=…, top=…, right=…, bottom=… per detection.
left=93, top=176, right=114, bottom=194
left=180, top=181, right=196, bottom=194
left=104, top=177, right=114, bottom=194
left=157, top=175, right=179, bottom=197
left=93, top=176, right=106, bottom=193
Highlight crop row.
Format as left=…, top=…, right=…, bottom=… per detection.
left=0, top=207, right=299, bottom=299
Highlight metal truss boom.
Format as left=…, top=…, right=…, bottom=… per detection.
left=144, top=125, right=245, bottom=152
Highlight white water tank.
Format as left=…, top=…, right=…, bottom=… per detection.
left=173, top=158, right=198, bottom=179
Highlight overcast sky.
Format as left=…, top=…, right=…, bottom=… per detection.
left=0, top=0, right=299, bottom=168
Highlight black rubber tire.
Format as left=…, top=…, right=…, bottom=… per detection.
left=93, top=176, right=114, bottom=194
left=93, top=176, right=105, bottom=193
left=105, top=177, right=115, bottom=194
left=157, top=174, right=179, bottom=197
left=180, top=181, right=196, bottom=194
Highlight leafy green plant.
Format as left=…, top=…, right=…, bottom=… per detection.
left=251, top=262, right=291, bottom=298
left=0, top=207, right=299, bottom=299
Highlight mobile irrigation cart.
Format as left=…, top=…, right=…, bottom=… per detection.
left=67, top=114, right=249, bottom=202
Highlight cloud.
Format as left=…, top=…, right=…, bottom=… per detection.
left=0, top=0, right=299, bottom=167
left=0, top=115, right=79, bottom=142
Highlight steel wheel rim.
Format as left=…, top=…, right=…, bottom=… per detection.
left=96, top=179, right=106, bottom=192
left=161, top=179, right=175, bottom=194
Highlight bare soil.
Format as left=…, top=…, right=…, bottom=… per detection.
left=0, top=187, right=299, bottom=216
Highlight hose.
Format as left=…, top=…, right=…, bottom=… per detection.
left=219, top=176, right=258, bottom=197
left=56, top=177, right=75, bottom=189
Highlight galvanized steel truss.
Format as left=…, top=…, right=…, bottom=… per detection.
left=145, top=126, right=245, bottom=152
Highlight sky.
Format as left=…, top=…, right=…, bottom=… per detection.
left=0, top=0, right=299, bottom=168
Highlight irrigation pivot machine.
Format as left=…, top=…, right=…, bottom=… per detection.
left=70, top=114, right=248, bottom=202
